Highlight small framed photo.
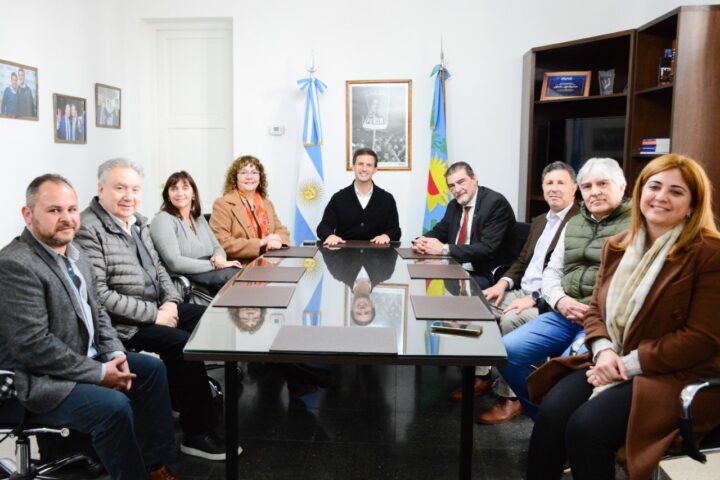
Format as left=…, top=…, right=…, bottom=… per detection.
left=540, top=71, right=592, bottom=100
left=95, top=83, right=121, bottom=129
left=0, top=59, right=38, bottom=120
left=53, top=93, right=87, bottom=144
left=346, top=79, right=412, bottom=171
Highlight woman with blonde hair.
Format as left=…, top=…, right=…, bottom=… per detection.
left=210, top=155, right=290, bottom=262
left=526, top=154, right=720, bottom=479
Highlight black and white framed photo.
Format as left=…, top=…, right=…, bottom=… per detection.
left=95, top=83, right=121, bottom=128
left=53, top=93, right=87, bottom=144
left=0, top=59, right=38, bottom=120
left=346, top=79, right=412, bottom=171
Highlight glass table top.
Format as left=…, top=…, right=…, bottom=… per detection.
left=185, top=245, right=507, bottom=364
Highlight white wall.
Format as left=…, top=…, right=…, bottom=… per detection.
left=1, top=0, right=714, bottom=245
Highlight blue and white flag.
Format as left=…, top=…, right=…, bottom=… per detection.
left=294, top=76, right=327, bottom=244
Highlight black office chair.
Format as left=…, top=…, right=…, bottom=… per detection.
left=0, top=398, right=100, bottom=479
left=491, top=221, right=532, bottom=284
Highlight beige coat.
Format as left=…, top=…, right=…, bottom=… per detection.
left=210, top=190, right=290, bottom=262
left=528, top=231, right=720, bottom=480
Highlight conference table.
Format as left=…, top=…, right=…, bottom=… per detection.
left=184, top=242, right=507, bottom=480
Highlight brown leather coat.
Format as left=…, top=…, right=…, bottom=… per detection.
left=528, top=231, right=720, bottom=479
left=209, top=190, right=290, bottom=262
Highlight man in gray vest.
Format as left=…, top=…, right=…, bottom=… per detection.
left=76, top=158, right=240, bottom=461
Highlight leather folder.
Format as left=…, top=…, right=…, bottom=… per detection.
left=262, top=246, right=318, bottom=258
left=395, top=247, right=451, bottom=260
left=213, top=285, right=295, bottom=308
left=269, top=325, right=398, bottom=355
left=407, top=263, right=470, bottom=279
left=237, top=266, right=305, bottom=283
left=410, top=295, right=493, bottom=320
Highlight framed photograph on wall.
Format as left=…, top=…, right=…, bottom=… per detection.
left=346, top=79, right=412, bottom=171
left=95, top=83, right=121, bottom=128
left=0, top=59, right=38, bottom=120
left=53, top=93, right=87, bottom=144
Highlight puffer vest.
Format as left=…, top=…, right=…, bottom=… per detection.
left=561, top=200, right=632, bottom=304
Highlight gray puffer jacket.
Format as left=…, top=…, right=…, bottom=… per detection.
left=76, top=197, right=182, bottom=340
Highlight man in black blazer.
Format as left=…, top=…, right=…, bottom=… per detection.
left=316, top=148, right=401, bottom=246
left=412, top=161, right=517, bottom=288
left=0, top=175, right=177, bottom=479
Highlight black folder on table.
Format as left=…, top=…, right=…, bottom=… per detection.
left=262, top=246, right=318, bottom=258
left=407, top=263, right=469, bottom=279
left=237, top=266, right=305, bottom=283
left=269, top=325, right=397, bottom=355
left=410, top=295, right=493, bottom=321
left=213, top=285, right=295, bottom=308
left=395, top=247, right=451, bottom=260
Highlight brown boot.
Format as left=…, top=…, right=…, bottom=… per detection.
left=150, top=465, right=179, bottom=480
left=476, top=398, right=521, bottom=425
left=449, top=377, right=493, bottom=401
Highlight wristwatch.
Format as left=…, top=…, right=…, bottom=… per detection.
left=441, top=244, right=450, bottom=256
left=532, top=291, right=548, bottom=312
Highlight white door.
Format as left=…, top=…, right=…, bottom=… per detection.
left=155, top=20, right=233, bottom=213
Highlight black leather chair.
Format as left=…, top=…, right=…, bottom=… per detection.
left=0, top=398, right=100, bottom=479
left=491, top=221, right=532, bottom=284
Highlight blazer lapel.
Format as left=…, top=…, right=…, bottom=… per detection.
left=228, top=192, right=253, bottom=238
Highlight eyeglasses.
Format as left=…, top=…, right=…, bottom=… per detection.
left=238, top=170, right=260, bottom=177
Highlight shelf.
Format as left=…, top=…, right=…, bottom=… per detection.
left=534, top=93, right=626, bottom=105
left=634, top=84, right=673, bottom=96
left=632, top=153, right=666, bottom=159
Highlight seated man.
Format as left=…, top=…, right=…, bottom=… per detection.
left=0, top=174, right=177, bottom=480
left=317, top=148, right=401, bottom=246
left=412, top=161, right=517, bottom=288
left=496, top=157, right=631, bottom=419
left=451, top=162, right=579, bottom=424
left=75, top=158, right=238, bottom=460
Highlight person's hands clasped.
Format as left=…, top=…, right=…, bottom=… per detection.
left=483, top=280, right=509, bottom=307
left=587, top=349, right=627, bottom=387
left=102, top=354, right=136, bottom=391
left=156, top=302, right=178, bottom=328
left=503, top=294, right=535, bottom=315
left=412, top=236, right=444, bottom=255
left=556, top=296, right=589, bottom=324
left=323, top=234, right=346, bottom=247
left=370, top=234, right=390, bottom=245
left=261, top=233, right=284, bottom=251
left=211, top=255, right=242, bottom=270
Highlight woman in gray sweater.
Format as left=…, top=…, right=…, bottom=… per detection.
left=151, top=171, right=241, bottom=294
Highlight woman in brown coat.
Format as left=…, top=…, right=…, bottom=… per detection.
left=210, top=155, right=290, bottom=262
left=526, top=154, right=720, bottom=480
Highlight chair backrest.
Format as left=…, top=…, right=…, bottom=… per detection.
left=0, top=397, right=23, bottom=429
left=514, top=222, right=532, bottom=257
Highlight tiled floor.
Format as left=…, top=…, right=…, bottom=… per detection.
left=2, top=364, right=714, bottom=479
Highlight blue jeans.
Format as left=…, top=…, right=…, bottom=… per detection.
left=498, top=311, right=585, bottom=418
left=32, top=352, right=176, bottom=479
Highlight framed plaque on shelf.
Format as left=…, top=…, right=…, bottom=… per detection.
left=540, top=71, right=592, bottom=100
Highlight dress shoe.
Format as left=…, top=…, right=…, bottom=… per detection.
left=149, top=465, right=179, bottom=480
left=476, top=398, right=522, bottom=425
left=449, top=377, right=493, bottom=401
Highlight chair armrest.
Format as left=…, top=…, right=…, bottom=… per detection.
left=678, top=378, right=720, bottom=463
left=170, top=274, right=192, bottom=303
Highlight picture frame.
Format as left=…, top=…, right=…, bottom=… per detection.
left=0, top=59, right=38, bottom=121
left=95, top=83, right=121, bottom=129
left=344, top=283, right=408, bottom=351
left=540, top=71, right=592, bottom=100
left=346, top=79, right=412, bottom=171
left=53, top=93, right=87, bottom=144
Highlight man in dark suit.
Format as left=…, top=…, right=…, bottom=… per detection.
left=0, top=174, right=177, bottom=480
left=451, top=162, right=580, bottom=424
left=317, top=148, right=401, bottom=246
left=412, top=161, right=517, bottom=289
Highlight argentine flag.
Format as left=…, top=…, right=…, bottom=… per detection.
left=294, top=76, right=327, bottom=244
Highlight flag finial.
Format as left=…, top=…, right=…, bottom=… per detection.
left=440, top=37, right=445, bottom=69
left=306, top=50, right=319, bottom=77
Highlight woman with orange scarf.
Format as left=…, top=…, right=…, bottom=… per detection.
left=210, top=155, right=290, bottom=262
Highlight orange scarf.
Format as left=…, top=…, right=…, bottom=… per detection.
left=238, top=190, right=270, bottom=239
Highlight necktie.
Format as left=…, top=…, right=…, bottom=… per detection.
left=62, top=256, right=82, bottom=290
left=456, top=206, right=471, bottom=245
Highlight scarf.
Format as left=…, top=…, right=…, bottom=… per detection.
left=605, top=222, right=684, bottom=352
left=238, top=190, right=270, bottom=239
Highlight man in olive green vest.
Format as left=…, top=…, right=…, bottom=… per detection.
left=491, top=158, right=631, bottom=421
